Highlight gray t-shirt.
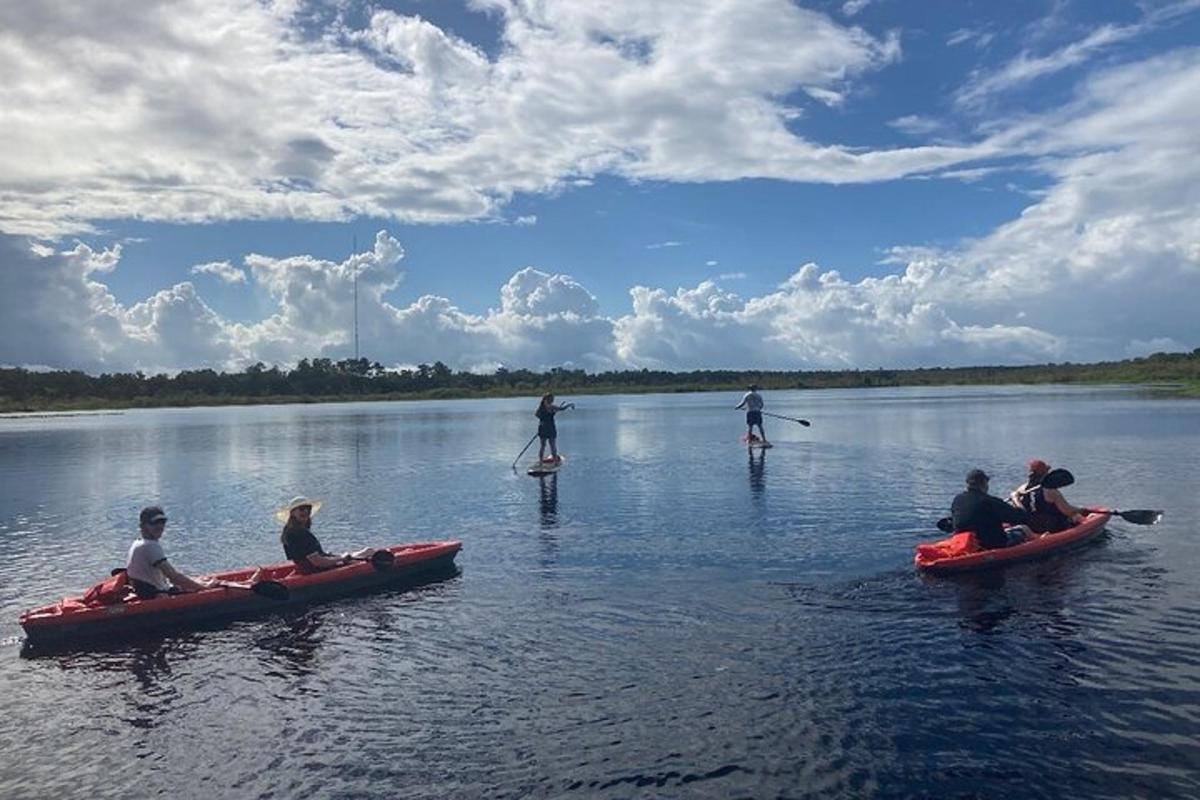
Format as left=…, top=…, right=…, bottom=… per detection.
left=127, top=538, right=171, bottom=590
left=739, top=391, right=764, bottom=412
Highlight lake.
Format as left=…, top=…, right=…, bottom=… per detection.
left=1, top=386, right=1198, bottom=798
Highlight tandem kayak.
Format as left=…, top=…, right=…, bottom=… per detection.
left=19, top=541, right=461, bottom=648
left=914, top=512, right=1110, bottom=574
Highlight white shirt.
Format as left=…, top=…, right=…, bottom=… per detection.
left=739, top=391, right=764, bottom=412
left=127, top=538, right=171, bottom=590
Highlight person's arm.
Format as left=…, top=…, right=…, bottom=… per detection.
left=1045, top=488, right=1086, bottom=519
left=990, top=495, right=1030, bottom=525
left=158, top=560, right=212, bottom=592
left=1008, top=483, right=1027, bottom=507
left=734, top=395, right=747, bottom=410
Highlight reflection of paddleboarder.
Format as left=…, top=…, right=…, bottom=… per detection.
left=535, top=393, right=575, bottom=464
left=735, top=384, right=769, bottom=446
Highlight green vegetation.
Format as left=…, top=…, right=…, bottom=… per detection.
left=2, top=350, right=1198, bottom=413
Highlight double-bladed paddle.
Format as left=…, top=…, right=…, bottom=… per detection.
left=109, top=567, right=290, bottom=600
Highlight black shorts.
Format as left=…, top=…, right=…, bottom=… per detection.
left=746, top=410, right=763, bottom=426
left=538, top=422, right=557, bottom=440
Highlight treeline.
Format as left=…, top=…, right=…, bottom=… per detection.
left=2, top=350, right=1198, bottom=412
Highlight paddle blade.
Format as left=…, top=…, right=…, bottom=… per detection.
left=800, top=419, right=811, bottom=427
left=110, top=567, right=127, bottom=576
left=936, top=516, right=954, bottom=533
left=252, top=580, right=290, bottom=601
left=1042, top=468, right=1075, bottom=489
left=1116, top=509, right=1163, bottom=525
left=369, top=550, right=396, bottom=570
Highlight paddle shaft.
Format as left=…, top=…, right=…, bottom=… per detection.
left=761, top=411, right=810, bottom=427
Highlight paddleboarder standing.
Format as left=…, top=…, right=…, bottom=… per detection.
left=536, top=394, right=574, bottom=464
left=735, top=384, right=768, bottom=445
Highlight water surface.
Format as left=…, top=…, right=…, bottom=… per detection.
left=1, top=386, right=1197, bottom=798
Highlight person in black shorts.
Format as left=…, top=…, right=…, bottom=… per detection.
left=734, top=384, right=768, bottom=444
left=278, top=497, right=374, bottom=574
left=535, top=393, right=574, bottom=464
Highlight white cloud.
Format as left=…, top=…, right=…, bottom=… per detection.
left=1, top=35, right=1199, bottom=374
left=513, top=215, right=538, bottom=226
left=717, top=272, right=746, bottom=280
left=191, top=261, right=247, bottom=284
left=842, top=0, right=872, bottom=16
left=0, top=0, right=997, bottom=238
left=645, top=241, right=684, bottom=249
left=888, top=114, right=943, bottom=137
left=956, top=3, right=1199, bottom=109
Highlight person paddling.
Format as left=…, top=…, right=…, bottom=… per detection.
left=735, top=384, right=768, bottom=445
left=535, top=394, right=574, bottom=464
left=126, top=506, right=215, bottom=598
left=278, top=497, right=375, bottom=574
left=951, top=469, right=1032, bottom=550
left=1009, top=460, right=1088, bottom=533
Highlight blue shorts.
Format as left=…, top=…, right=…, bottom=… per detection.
left=746, top=410, right=763, bottom=426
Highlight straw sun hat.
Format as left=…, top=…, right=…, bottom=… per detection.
left=275, top=496, right=323, bottom=523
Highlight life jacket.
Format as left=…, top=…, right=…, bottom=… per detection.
left=1019, top=484, right=1071, bottom=533
left=82, top=570, right=130, bottom=605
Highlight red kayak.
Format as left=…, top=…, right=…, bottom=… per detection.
left=915, top=512, right=1110, bottom=574
left=20, top=541, right=461, bottom=648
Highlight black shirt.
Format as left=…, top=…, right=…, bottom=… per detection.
left=951, top=488, right=1030, bottom=549
left=283, top=527, right=327, bottom=572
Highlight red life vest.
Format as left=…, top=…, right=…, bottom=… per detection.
left=82, top=571, right=130, bottom=605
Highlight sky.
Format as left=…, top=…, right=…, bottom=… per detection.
left=1, top=0, right=1198, bottom=374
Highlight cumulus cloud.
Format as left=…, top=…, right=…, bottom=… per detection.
left=191, top=261, right=247, bottom=284
left=1, top=25, right=1198, bottom=374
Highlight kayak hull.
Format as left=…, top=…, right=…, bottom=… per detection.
left=19, top=541, right=461, bottom=648
left=915, top=512, right=1110, bottom=574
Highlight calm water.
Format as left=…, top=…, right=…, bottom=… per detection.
left=1, top=386, right=1198, bottom=799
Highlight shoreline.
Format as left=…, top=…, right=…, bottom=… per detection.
left=2, top=378, right=1196, bottom=415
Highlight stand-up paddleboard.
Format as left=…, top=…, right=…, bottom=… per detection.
left=527, top=456, right=566, bottom=476
left=742, top=435, right=773, bottom=449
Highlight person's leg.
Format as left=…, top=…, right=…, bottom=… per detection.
left=549, top=436, right=559, bottom=461
left=538, top=436, right=547, bottom=462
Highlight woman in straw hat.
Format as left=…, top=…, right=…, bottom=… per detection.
left=278, top=496, right=374, bottom=574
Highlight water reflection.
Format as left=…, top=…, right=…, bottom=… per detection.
left=255, top=612, right=324, bottom=681
left=748, top=448, right=766, bottom=497
left=538, top=473, right=559, bottom=528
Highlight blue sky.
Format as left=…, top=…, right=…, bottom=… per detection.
left=1, top=0, right=1198, bottom=373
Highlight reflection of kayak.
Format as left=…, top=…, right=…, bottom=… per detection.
left=20, top=541, right=461, bottom=648
left=527, top=455, right=566, bottom=476
left=915, top=512, right=1110, bottom=574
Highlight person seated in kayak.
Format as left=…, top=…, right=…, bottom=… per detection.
left=278, top=497, right=375, bottom=574
left=951, top=469, right=1033, bottom=549
left=735, top=384, right=768, bottom=445
left=1008, top=459, right=1088, bottom=533
left=535, top=394, right=574, bottom=464
left=126, top=506, right=215, bottom=599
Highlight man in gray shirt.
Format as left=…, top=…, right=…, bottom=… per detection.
left=735, top=384, right=769, bottom=445
left=126, top=506, right=213, bottom=598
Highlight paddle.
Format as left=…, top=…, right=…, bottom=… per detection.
left=346, top=550, right=395, bottom=570
left=511, top=432, right=539, bottom=471
left=936, top=507, right=1163, bottom=533
left=110, top=567, right=289, bottom=600
left=1082, top=509, right=1163, bottom=525
left=762, top=411, right=811, bottom=427
left=214, top=579, right=291, bottom=601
